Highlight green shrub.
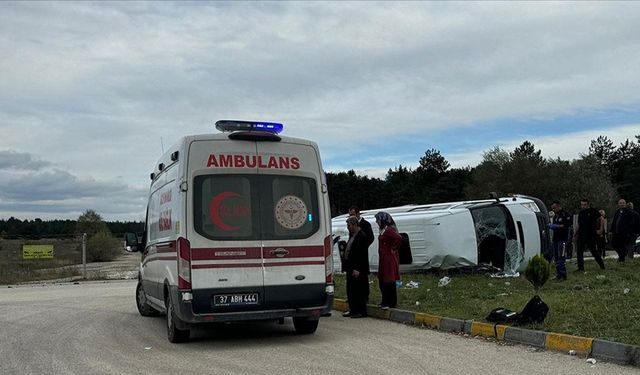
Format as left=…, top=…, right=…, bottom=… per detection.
left=524, top=254, right=550, bottom=293
left=87, top=231, right=120, bottom=262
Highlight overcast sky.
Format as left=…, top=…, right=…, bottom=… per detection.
left=1, top=2, right=639, bottom=221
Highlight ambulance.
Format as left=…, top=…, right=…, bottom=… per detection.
left=125, top=120, right=333, bottom=342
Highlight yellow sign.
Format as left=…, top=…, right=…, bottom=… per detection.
left=23, top=245, right=54, bottom=259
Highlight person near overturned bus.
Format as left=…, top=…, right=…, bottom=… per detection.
left=611, top=198, right=640, bottom=262
left=374, top=211, right=402, bottom=309
left=342, top=216, right=371, bottom=319
left=348, top=205, right=375, bottom=247
left=596, top=209, right=608, bottom=258
left=573, top=198, right=606, bottom=271
left=339, top=206, right=374, bottom=274
left=549, top=201, right=571, bottom=280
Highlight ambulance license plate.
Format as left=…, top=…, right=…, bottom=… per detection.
left=213, top=293, right=259, bottom=306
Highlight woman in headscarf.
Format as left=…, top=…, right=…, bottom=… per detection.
left=374, top=211, right=402, bottom=309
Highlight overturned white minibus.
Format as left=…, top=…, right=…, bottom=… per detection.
left=332, top=195, right=551, bottom=274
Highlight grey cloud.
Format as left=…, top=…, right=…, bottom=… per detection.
left=0, top=150, right=50, bottom=170
left=0, top=151, right=147, bottom=220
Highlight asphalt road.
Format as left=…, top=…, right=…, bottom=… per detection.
left=0, top=280, right=637, bottom=375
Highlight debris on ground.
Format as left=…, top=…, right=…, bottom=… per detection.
left=490, top=272, right=520, bottom=278
left=438, top=276, right=451, bottom=287
left=405, top=281, right=420, bottom=288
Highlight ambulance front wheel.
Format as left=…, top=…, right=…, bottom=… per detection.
left=166, top=296, right=190, bottom=343
left=292, top=317, right=319, bottom=334
left=136, top=280, right=159, bottom=317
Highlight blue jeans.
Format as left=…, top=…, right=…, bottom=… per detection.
left=552, top=241, right=567, bottom=279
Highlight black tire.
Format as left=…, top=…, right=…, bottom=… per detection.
left=136, top=281, right=159, bottom=317
left=166, top=297, right=190, bottom=343
left=292, top=317, right=319, bottom=334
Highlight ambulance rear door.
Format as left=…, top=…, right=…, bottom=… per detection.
left=256, top=141, right=328, bottom=309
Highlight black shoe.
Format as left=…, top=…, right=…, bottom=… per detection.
left=350, top=313, right=366, bottom=319
left=342, top=311, right=352, bottom=317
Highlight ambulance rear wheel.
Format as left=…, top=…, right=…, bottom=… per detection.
left=166, top=297, right=190, bottom=343
left=136, top=280, right=159, bottom=317
left=292, top=317, right=319, bottom=334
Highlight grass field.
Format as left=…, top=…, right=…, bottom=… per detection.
left=0, top=239, right=82, bottom=284
left=334, top=256, right=640, bottom=346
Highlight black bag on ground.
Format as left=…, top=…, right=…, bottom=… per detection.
left=486, top=307, right=520, bottom=323
left=399, top=232, right=413, bottom=265
left=517, top=295, right=549, bottom=324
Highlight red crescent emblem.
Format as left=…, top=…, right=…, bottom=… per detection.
left=209, top=191, right=241, bottom=231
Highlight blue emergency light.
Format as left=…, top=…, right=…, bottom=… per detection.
left=215, top=120, right=284, bottom=134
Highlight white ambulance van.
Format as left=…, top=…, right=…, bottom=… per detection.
left=332, top=195, right=551, bottom=275
left=126, top=120, right=333, bottom=342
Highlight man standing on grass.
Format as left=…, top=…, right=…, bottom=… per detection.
left=573, top=198, right=605, bottom=272
left=611, top=198, right=640, bottom=262
left=549, top=201, right=571, bottom=280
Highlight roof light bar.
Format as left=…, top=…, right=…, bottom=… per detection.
left=215, top=120, right=284, bottom=134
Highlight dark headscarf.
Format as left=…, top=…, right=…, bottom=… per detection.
left=374, top=211, right=397, bottom=230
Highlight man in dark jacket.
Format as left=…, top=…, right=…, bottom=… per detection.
left=342, top=216, right=370, bottom=318
left=573, top=198, right=605, bottom=271
left=549, top=201, right=571, bottom=280
left=611, top=198, right=640, bottom=262
left=349, top=205, right=374, bottom=246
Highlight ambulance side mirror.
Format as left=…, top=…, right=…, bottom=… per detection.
left=124, top=232, right=140, bottom=252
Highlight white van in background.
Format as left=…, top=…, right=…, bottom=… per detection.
left=332, top=195, right=551, bottom=275
left=126, top=120, right=333, bottom=342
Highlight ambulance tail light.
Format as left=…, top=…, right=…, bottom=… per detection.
left=324, top=235, right=333, bottom=284
left=177, top=237, right=191, bottom=290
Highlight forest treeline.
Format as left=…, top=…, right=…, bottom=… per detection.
left=1, top=134, right=638, bottom=238
left=328, top=134, right=640, bottom=216
left=0, top=217, right=143, bottom=240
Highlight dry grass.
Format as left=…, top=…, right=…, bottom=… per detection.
left=0, top=239, right=82, bottom=284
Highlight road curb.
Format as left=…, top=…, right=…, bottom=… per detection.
left=546, top=333, right=592, bottom=356
left=504, top=326, right=546, bottom=348
left=334, top=298, right=640, bottom=366
left=592, top=339, right=640, bottom=366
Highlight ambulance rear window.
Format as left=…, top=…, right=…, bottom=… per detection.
left=193, top=174, right=320, bottom=240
